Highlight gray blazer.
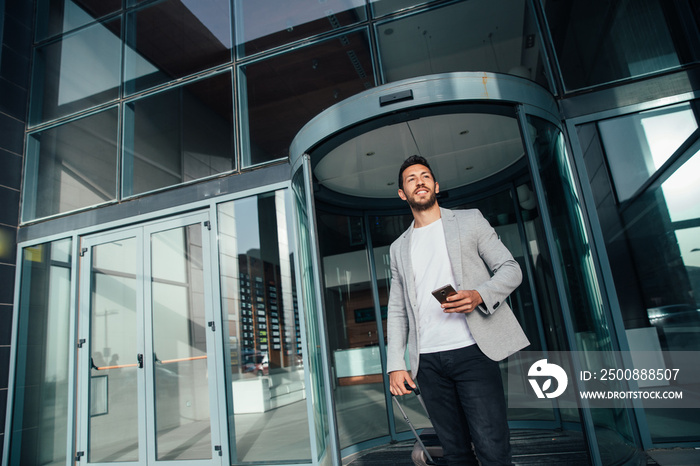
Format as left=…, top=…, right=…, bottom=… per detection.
left=386, top=207, right=530, bottom=378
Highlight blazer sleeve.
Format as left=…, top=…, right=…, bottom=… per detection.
left=472, top=211, right=523, bottom=315
left=386, top=241, right=409, bottom=373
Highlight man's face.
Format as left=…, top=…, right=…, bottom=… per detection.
left=398, top=163, right=439, bottom=211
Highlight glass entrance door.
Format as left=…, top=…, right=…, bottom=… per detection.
left=77, top=212, right=222, bottom=465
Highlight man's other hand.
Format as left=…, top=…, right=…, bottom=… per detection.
left=442, top=289, right=483, bottom=313
left=389, top=370, right=416, bottom=396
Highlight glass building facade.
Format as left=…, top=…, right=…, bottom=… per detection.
left=1, top=0, right=699, bottom=464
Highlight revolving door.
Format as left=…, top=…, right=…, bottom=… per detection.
left=290, top=72, right=643, bottom=466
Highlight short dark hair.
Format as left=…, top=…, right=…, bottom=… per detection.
left=398, top=155, right=435, bottom=190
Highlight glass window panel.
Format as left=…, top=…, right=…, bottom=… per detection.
left=581, top=111, right=700, bottom=443
left=218, top=190, right=312, bottom=463
left=370, top=0, right=439, bottom=17
left=23, top=108, right=119, bottom=222
left=35, top=0, right=122, bottom=41
left=30, top=18, right=121, bottom=125
left=544, top=0, right=686, bottom=91
left=317, top=212, right=390, bottom=448
left=9, top=238, right=72, bottom=466
left=123, top=72, right=234, bottom=197
left=124, top=0, right=232, bottom=94
left=611, top=150, right=700, bottom=443
left=599, top=103, right=697, bottom=202
left=235, top=0, right=366, bottom=57
left=376, top=0, right=548, bottom=88
left=240, top=29, right=375, bottom=167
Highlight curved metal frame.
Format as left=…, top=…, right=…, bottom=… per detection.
left=290, top=72, right=560, bottom=166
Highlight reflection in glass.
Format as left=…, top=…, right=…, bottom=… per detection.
left=123, top=72, right=234, bottom=197
left=125, top=0, right=232, bottom=94
left=240, top=29, right=375, bottom=166
left=9, top=239, right=72, bottom=466
left=530, top=116, right=639, bottom=463
left=371, top=0, right=437, bottom=17
left=236, top=0, right=365, bottom=57
left=151, top=225, right=212, bottom=460
left=583, top=112, right=700, bottom=442
left=317, top=212, right=390, bottom=448
left=662, top=149, right=700, bottom=223
left=218, top=190, right=311, bottom=463
left=35, top=0, right=121, bottom=40
left=621, top=152, right=700, bottom=442
left=544, top=0, right=688, bottom=91
left=599, top=103, right=697, bottom=202
left=89, top=237, right=140, bottom=462
left=30, top=19, right=121, bottom=125
left=23, top=108, right=119, bottom=222
left=376, top=0, right=548, bottom=88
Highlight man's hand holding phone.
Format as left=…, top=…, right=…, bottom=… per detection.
left=432, top=284, right=483, bottom=313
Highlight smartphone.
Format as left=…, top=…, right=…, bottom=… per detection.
left=431, top=284, right=457, bottom=304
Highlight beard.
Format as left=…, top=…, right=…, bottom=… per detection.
left=406, top=190, right=437, bottom=211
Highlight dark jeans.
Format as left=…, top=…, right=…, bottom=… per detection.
left=416, top=345, right=512, bottom=466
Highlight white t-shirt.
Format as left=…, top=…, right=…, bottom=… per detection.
left=411, top=218, right=475, bottom=353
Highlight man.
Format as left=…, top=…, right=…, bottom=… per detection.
left=387, top=155, right=529, bottom=465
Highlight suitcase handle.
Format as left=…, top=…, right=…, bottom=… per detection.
left=404, top=381, right=422, bottom=395
left=392, top=396, right=435, bottom=464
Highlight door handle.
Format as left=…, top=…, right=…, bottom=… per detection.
left=137, top=353, right=144, bottom=369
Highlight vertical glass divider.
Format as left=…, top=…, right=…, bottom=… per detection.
left=517, top=104, right=603, bottom=466
left=287, top=184, right=321, bottom=464
left=363, top=213, right=396, bottom=440
left=66, top=235, right=79, bottom=465
left=508, top=183, right=564, bottom=427
left=302, top=154, right=341, bottom=466
left=3, top=242, right=29, bottom=464
left=207, top=203, right=232, bottom=464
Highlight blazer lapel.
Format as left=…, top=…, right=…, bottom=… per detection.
left=441, top=208, right=464, bottom=286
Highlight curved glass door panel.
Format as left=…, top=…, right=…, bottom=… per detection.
left=367, top=213, right=432, bottom=434
left=454, top=188, right=559, bottom=424
left=527, top=115, right=640, bottom=464
left=317, top=211, right=391, bottom=448
left=293, top=160, right=336, bottom=465
left=87, top=236, right=142, bottom=463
